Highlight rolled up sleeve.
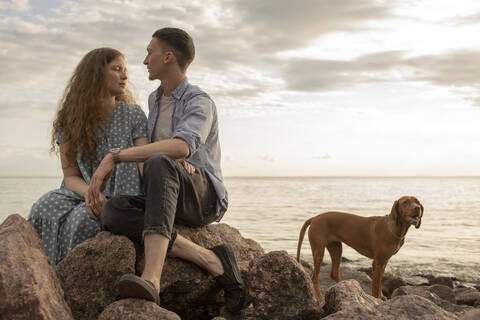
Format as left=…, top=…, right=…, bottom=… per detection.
left=172, top=95, right=214, bottom=157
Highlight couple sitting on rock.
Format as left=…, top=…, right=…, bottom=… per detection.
left=28, top=27, right=245, bottom=313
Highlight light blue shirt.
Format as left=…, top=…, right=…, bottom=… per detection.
left=147, top=78, right=228, bottom=220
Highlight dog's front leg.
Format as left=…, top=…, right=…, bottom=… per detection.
left=371, top=259, right=388, bottom=301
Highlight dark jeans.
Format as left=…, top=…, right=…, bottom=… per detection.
left=100, top=154, right=218, bottom=248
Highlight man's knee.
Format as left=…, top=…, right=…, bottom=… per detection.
left=144, top=154, right=176, bottom=176
left=100, top=197, right=127, bottom=232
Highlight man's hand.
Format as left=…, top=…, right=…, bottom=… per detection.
left=177, top=159, right=195, bottom=174
left=87, top=154, right=114, bottom=215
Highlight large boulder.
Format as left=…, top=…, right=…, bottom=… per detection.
left=427, top=275, right=454, bottom=288
left=391, top=285, right=472, bottom=316
left=0, top=214, right=74, bottom=320
left=98, top=299, right=181, bottom=320
left=247, top=251, right=322, bottom=319
left=136, top=223, right=265, bottom=320
left=322, top=279, right=459, bottom=319
left=455, top=287, right=480, bottom=307
left=461, top=309, right=480, bottom=320
left=428, top=284, right=456, bottom=304
left=56, top=232, right=136, bottom=320
left=322, top=279, right=381, bottom=317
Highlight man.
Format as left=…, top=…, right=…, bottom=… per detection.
left=87, top=27, right=245, bottom=313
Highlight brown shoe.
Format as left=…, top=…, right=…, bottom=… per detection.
left=118, top=274, right=160, bottom=305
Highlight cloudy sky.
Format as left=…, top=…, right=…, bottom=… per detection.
left=1, top=0, right=479, bottom=176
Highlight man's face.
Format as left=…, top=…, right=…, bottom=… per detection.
left=143, top=37, right=168, bottom=80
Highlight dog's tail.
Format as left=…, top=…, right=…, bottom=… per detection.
left=296, top=217, right=313, bottom=262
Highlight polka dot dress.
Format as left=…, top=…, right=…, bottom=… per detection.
left=28, top=102, right=147, bottom=266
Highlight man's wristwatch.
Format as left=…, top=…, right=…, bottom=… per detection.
left=109, top=148, right=121, bottom=164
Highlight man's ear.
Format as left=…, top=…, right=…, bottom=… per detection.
left=164, top=51, right=175, bottom=64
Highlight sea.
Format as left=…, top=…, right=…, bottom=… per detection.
left=1, top=176, right=479, bottom=284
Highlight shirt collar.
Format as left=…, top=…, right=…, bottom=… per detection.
left=157, top=77, right=189, bottom=101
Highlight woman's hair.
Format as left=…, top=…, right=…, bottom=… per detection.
left=51, top=48, right=135, bottom=164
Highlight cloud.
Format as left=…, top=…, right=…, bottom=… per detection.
left=229, top=0, right=392, bottom=52
left=282, top=49, right=480, bottom=105
left=2, top=0, right=479, bottom=119
left=451, top=11, right=480, bottom=24
left=0, top=0, right=30, bottom=12
left=406, top=51, right=480, bottom=88
left=313, top=153, right=332, bottom=160
left=0, top=0, right=397, bottom=116
left=260, top=154, right=276, bottom=162
left=283, top=50, right=407, bottom=91
left=0, top=97, right=56, bottom=120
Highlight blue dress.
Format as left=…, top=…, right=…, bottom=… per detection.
left=28, top=102, right=147, bottom=265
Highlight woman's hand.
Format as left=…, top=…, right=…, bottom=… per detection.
left=85, top=191, right=107, bottom=220
left=88, top=154, right=114, bottom=215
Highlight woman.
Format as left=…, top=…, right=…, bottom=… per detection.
left=28, top=48, right=149, bottom=266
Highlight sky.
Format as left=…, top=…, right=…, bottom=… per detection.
left=1, top=0, right=480, bottom=177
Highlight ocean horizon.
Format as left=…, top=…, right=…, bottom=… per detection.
left=1, top=175, right=479, bottom=285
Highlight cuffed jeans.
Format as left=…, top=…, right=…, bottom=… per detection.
left=100, top=154, right=218, bottom=248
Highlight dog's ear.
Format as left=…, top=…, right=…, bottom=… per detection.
left=415, top=204, right=424, bottom=229
left=390, top=200, right=400, bottom=225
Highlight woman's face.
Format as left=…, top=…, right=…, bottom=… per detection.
left=104, top=55, right=128, bottom=97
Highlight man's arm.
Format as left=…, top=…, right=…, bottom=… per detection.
left=87, top=138, right=189, bottom=212
left=133, top=137, right=149, bottom=176
left=117, top=137, right=189, bottom=163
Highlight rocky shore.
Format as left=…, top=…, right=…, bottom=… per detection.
left=0, top=214, right=479, bottom=319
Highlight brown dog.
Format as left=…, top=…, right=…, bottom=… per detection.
left=297, top=196, right=423, bottom=302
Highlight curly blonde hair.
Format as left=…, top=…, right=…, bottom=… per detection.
left=51, top=48, right=135, bottom=164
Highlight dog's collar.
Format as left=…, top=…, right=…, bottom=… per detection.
left=385, top=215, right=405, bottom=240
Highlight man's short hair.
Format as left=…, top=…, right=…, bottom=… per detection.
left=152, top=27, right=195, bottom=71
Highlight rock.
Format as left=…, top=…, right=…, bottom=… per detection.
left=380, top=295, right=459, bottom=320
left=425, top=275, right=454, bottom=288
left=0, top=214, right=74, bottom=320
left=357, top=267, right=373, bottom=277
left=247, top=251, right=322, bottom=319
left=322, top=279, right=459, bottom=319
left=455, top=287, right=480, bottom=307
left=98, top=299, right=181, bottom=319
left=320, top=265, right=373, bottom=296
left=403, top=275, right=430, bottom=286
left=136, top=223, right=264, bottom=320
left=355, top=267, right=405, bottom=298
left=460, top=309, right=480, bottom=320
left=391, top=285, right=472, bottom=316
left=381, top=273, right=406, bottom=298
left=428, top=284, right=456, bottom=304
left=322, top=279, right=381, bottom=317
left=301, top=262, right=372, bottom=297
left=56, top=232, right=136, bottom=320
